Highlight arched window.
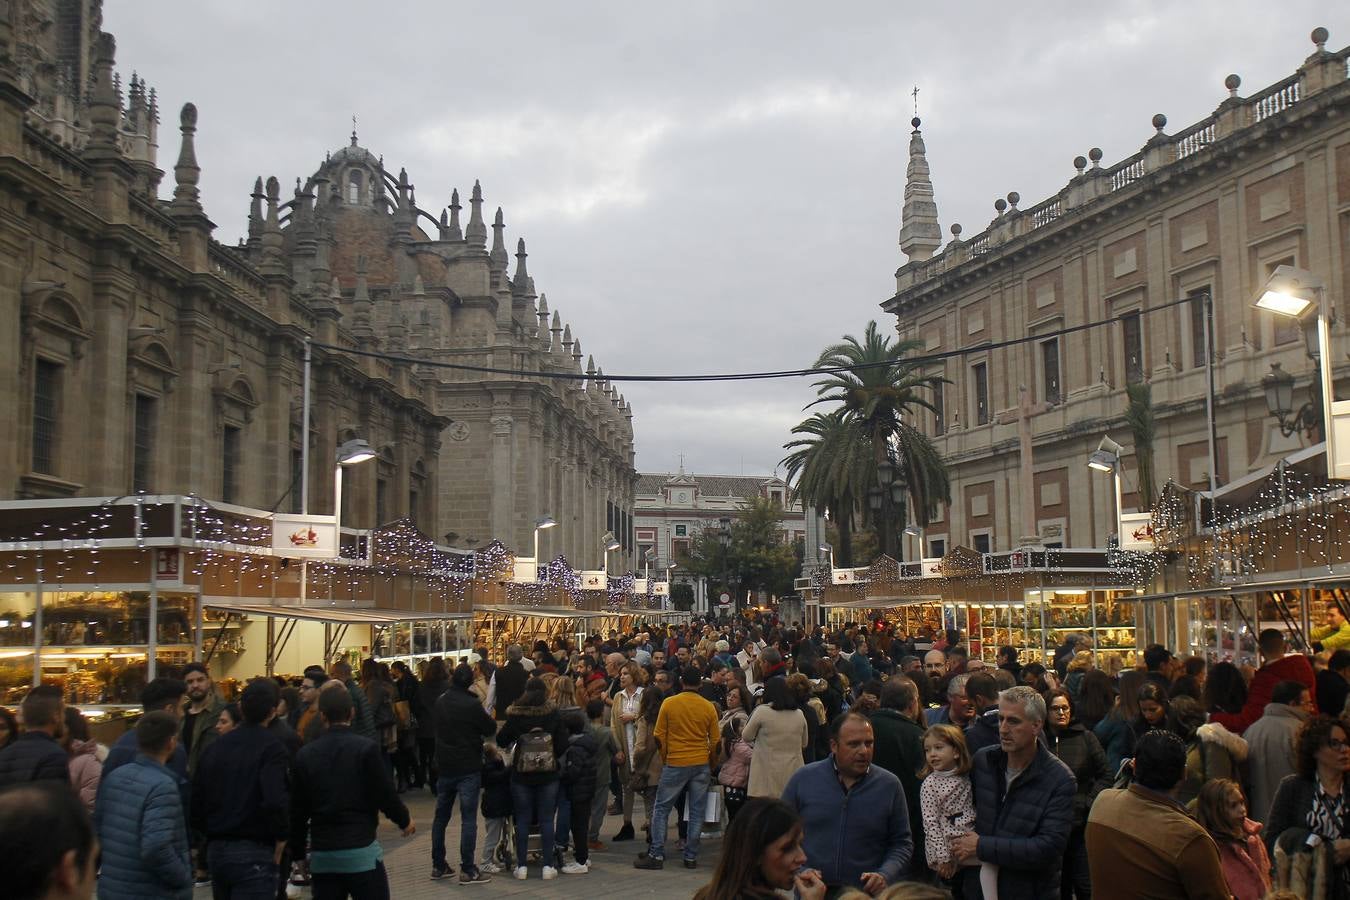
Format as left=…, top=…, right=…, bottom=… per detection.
left=348, top=170, right=363, bottom=205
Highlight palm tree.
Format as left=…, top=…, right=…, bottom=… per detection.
left=781, top=410, right=871, bottom=565
left=1125, top=382, right=1158, bottom=509
left=809, top=321, right=951, bottom=556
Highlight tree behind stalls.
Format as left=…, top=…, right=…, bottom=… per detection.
left=677, top=497, right=802, bottom=603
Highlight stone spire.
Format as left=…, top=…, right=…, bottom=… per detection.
left=465, top=180, right=486, bottom=247
left=537, top=293, right=550, bottom=348
left=170, top=103, right=202, bottom=214
left=898, top=116, right=941, bottom=262
left=259, top=176, right=284, bottom=266
left=489, top=208, right=508, bottom=275
left=550, top=310, right=563, bottom=351
left=562, top=323, right=573, bottom=357
left=245, top=176, right=264, bottom=251
left=512, top=238, right=532, bottom=294
left=447, top=188, right=462, bottom=240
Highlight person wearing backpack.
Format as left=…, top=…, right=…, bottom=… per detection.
left=497, top=677, right=569, bottom=881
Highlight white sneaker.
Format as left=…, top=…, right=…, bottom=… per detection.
left=480, top=861, right=503, bottom=874
left=513, top=867, right=527, bottom=880
left=562, top=861, right=589, bottom=875
left=285, top=885, right=302, bottom=899
left=542, top=865, right=559, bottom=880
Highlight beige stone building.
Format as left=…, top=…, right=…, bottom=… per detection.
left=634, top=469, right=816, bottom=613
left=884, top=28, right=1349, bottom=556
left=0, top=1, right=635, bottom=564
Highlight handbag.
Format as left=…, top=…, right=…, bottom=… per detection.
left=682, top=786, right=722, bottom=824
left=393, top=699, right=413, bottom=729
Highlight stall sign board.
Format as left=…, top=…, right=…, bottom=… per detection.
left=632, top=578, right=649, bottom=594
left=579, top=570, right=608, bottom=590
left=271, top=515, right=339, bottom=558
left=832, top=568, right=857, bottom=585
left=1119, top=512, right=1155, bottom=552
left=652, top=581, right=670, bottom=596
left=156, top=549, right=180, bottom=579
left=512, top=559, right=538, bottom=583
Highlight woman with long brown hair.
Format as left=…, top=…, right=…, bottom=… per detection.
left=691, top=797, right=823, bottom=900
left=609, top=661, right=646, bottom=841
left=1194, top=778, right=1271, bottom=900
left=629, top=683, right=666, bottom=843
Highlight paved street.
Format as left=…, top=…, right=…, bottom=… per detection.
left=195, top=788, right=720, bottom=899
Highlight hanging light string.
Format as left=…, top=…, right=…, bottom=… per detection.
left=311, top=295, right=1198, bottom=383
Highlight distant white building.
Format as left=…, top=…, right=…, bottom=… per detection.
left=634, top=468, right=821, bottom=614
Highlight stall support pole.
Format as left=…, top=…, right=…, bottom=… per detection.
left=32, top=569, right=43, bottom=688
left=194, top=582, right=204, bottom=662
left=266, top=616, right=276, bottom=678
left=1089, top=588, right=1099, bottom=666
left=148, top=550, right=159, bottom=681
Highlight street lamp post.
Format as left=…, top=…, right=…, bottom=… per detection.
left=718, top=516, right=732, bottom=618
left=1254, top=265, right=1347, bottom=478
left=333, top=439, right=377, bottom=536
left=533, top=516, right=557, bottom=570
left=1087, top=436, right=1124, bottom=547
left=599, top=530, right=621, bottom=574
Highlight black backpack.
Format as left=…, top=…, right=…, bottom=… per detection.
left=513, top=727, right=557, bottom=774
left=559, top=735, right=591, bottom=784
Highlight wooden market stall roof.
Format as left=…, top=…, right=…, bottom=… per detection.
left=202, top=602, right=472, bottom=624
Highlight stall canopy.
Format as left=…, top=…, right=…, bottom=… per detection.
left=202, top=602, right=469, bottom=624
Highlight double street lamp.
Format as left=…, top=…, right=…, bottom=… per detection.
left=868, top=456, right=909, bottom=559
left=718, top=516, right=732, bottom=617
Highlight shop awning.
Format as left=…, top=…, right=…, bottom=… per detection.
left=473, top=605, right=622, bottom=620
left=202, top=601, right=471, bottom=624
left=824, top=595, right=943, bottom=609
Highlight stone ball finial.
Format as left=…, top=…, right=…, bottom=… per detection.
left=994, top=198, right=1007, bottom=213
left=1224, top=73, right=1241, bottom=94
left=1073, top=155, right=1087, bottom=172
left=1152, top=113, right=1167, bottom=132
left=1312, top=26, right=1329, bottom=48
left=1007, top=191, right=1020, bottom=207
left=180, top=102, right=197, bottom=128
left=911, top=116, right=921, bottom=130
left=1088, top=147, right=1103, bottom=165
left=951, top=223, right=962, bottom=237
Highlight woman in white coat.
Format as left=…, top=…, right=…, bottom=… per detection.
left=742, top=677, right=809, bottom=799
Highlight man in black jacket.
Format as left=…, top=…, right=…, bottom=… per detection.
left=192, top=678, right=290, bottom=898
left=950, top=685, right=1075, bottom=900
left=494, top=644, right=528, bottom=721
left=0, top=685, right=68, bottom=788
left=962, top=672, right=1001, bottom=754
left=292, top=682, right=415, bottom=899
left=430, top=663, right=497, bottom=883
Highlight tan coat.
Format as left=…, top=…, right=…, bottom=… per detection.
left=742, top=705, right=808, bottom=799
left=610, top=686, right=643, bottom=778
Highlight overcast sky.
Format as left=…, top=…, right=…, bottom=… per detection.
left=106, top=2, right=1347, bottom=478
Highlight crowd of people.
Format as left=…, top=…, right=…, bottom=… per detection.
left=4, top=605, right=1350, bottom=899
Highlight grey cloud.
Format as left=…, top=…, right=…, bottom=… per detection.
left=106, top=1, right=1348, bottom=477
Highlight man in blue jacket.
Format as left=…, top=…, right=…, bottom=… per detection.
left=782, top=711, right=912, bottom=896
left=93, top=710, right=192, bottom=900
left=949, top=685, right=1075, bottom=900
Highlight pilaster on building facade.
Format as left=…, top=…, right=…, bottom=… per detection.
left=0, top=1, right=636, bottom=564
left=885, top=28, right=1350, bottom=556
left=634, top=469, right=814, bottom=613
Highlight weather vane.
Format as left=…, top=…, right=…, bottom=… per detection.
left=912, top=85, right=920, bottom=118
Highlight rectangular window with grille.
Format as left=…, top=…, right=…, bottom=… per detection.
left=1123, top=313, right=1144, bottom=384
left=973, top=532, right=991, bottom=554
left=133, top=394, right=156, bottom=493
left=1190, top=288, right=1210, bottom=369
left=376, top=479, right=388, bottom=525
left=972, top=362, right=989, bottom=425
left=32, top=359, right=60, bottom=475
left=933, top=379, right=945, bottom=435
left=222, top=426, right=240, bottom=504
left=1041, top=338, right=1061, bottom=405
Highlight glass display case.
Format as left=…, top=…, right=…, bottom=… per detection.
left=0, top=590, right=198, bottom=705
left=372, top=617, right=473, bottom=668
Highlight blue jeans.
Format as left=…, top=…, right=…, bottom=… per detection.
left=511, top=779, right=560, bottom=868
left=646, top=764, right=710, bottom=861
left=208, top=839, right=277, bottom=900
left=432, top=771, right=482, bottom=870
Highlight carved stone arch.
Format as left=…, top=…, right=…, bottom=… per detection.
left=127, top=337, right=178, bottom=396
left=22, top=288, right=91, bottom=367
left=212, top=372, right=259, bottom=434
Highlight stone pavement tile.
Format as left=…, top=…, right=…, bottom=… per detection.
left=196, top=788, right=720, bottom=899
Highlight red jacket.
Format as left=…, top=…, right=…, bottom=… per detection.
left=1210, top=654, right=1317, bottom=734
